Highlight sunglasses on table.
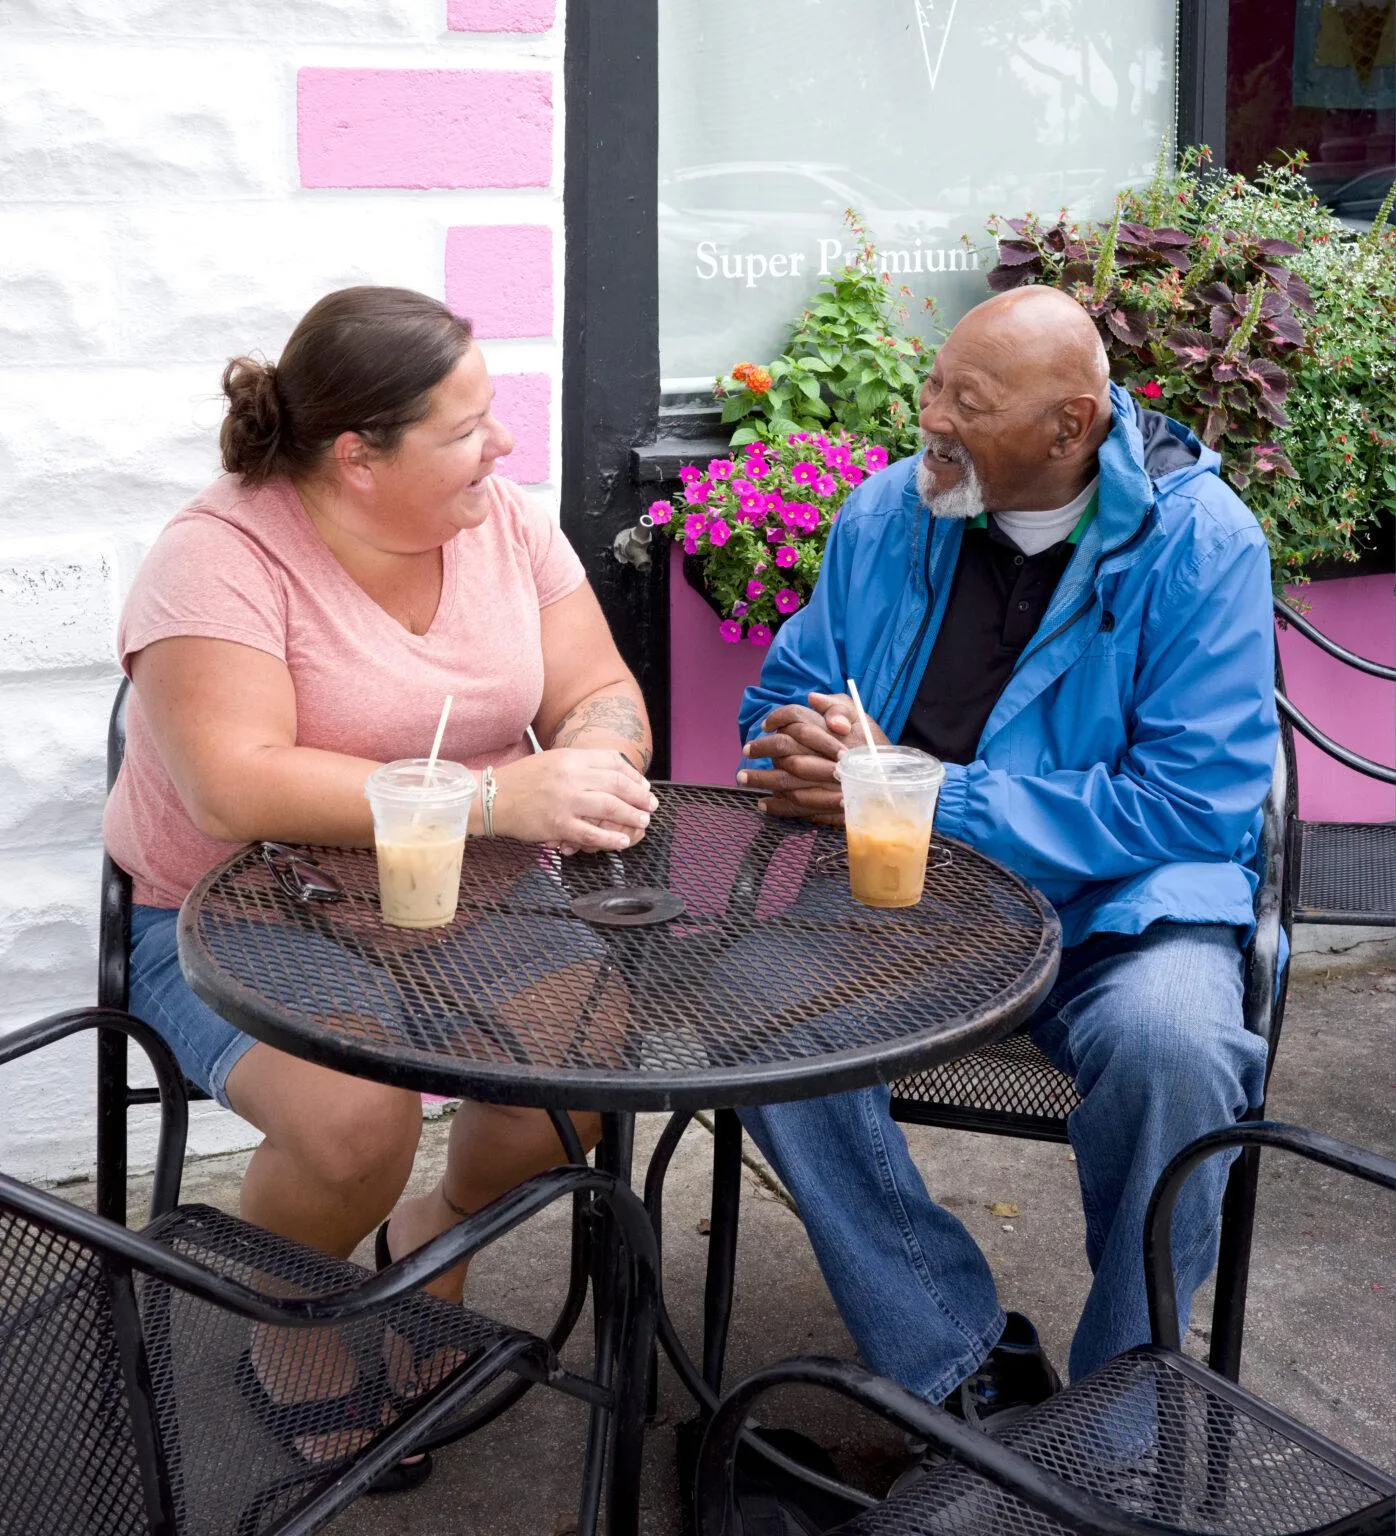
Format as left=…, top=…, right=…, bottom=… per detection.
left=259, top=843, right=347, bottom=905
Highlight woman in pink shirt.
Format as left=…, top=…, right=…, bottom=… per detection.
left=103, top=286, right=656, bottom=1482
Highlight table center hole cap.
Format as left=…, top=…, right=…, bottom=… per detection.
left=568, top=885, right=686, bottom=927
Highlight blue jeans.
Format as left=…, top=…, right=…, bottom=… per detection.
left=738, top=922, right=1268, bottom=1400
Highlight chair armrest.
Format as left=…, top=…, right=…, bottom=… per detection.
left=1145, top=1121, right=1396, bottom=1351
left=0, top=1007, right=189, bottom=1215
left=0, top=1161, right=658, bottom=1329
left=694, top=1355, right=1208, bottom=1536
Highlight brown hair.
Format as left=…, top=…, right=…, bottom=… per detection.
left=219, top=287, right=474, bottom=485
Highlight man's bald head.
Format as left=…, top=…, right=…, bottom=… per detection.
left=916, top=286, right=1115, bottom=516
left=958, top=287, right=1111, bottom=407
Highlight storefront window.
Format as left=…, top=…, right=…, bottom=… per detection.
left=1226, top=0, right=1394, bottom=225
left=657, top=0, right=1179, bottom=392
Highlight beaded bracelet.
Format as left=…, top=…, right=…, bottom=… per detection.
left=480, top=765, right=498, bottom=837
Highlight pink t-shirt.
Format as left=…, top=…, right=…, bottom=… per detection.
left=103, top=472, right=586, bottom=908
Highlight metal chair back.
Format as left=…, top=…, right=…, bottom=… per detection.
left=96, top=677, right=209, bottom=1228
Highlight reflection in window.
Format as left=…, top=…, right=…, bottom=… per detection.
left=658, top=1, right=1178, bottom=391
left=1226, top=0, right=1394, bottom=228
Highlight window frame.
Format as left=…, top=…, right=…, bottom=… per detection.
left=561, top=0, right=1229, bottom=772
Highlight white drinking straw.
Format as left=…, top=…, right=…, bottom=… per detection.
left=425, top=694, right=454, bottom=785
left=526, top=725, right=544, bottom=754
left=846, top=678, right=891, bottom=780
left=413, top=694, right=454, bottom=828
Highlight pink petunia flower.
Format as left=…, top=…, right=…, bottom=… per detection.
left=754, top=561, right=768, bottom=574
left=775, top=545, right=798, bottom=568
left=731, top=600, right=749, bottom=618
left=739, top=493, right=765, bottom=521
left=719, top=619, right=743, bottom=643
left=791, top=462, right=818, bottom=486
left=678, top=465, right=701, bottom=486
left=684, top=481, right=712, bottom=505
left=683, top=512, right=709, bottom=538
left=826, top=445, right=853, bottom=470
left=767, top=528, right=783, bottom=542
left=865, top=446, right=889, bottom=471
left=814, top=474, right=838, bottom=498
left=748, top=624, right=773, bottom=646
left=743, top=454, right=770, bottom=480
left=683, top=537, right=699, bottom=555
left=774, top=588, right=801, bottom=615
left=709, top=458, right=735, bottom=479
left=746, top=578, right=766, bottom=599
left=648, top=499, right=673, bottom=525
left=708, top=518, right=732, bottom=546
left=842, top=465, right=864, bottom=487
left=731, top=478, right=757, bottom=498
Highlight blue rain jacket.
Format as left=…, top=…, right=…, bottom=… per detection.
left=739, top=384, right=1278, bottom=947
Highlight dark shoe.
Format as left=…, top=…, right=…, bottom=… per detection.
left=237, top=1338, right=433, bottom=1497
left=944, top=1312, right=1060, bottom=1431
left=890, top=1314, right=1061, bottom=1497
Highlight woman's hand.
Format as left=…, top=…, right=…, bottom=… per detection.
left=491, top=749, right=658, bottom=853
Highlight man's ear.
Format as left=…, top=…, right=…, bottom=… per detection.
left=1049, top=394, right=1103, bottom=460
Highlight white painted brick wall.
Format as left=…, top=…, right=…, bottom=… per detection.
left=0, top=3, right=566, bottom=1183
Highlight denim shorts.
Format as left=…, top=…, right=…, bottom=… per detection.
left=130, top=867, right=606, bottom=1110
left=130, top=904, right=257, bottom=1108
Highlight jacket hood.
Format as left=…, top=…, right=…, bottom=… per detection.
left=1092, top=382, right=1220, bottom=554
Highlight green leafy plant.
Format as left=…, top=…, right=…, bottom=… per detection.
left=713, top=210, right=932, bottom=460
left=985, top=148, right=1396, bottom=582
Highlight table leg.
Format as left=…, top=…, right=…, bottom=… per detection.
left=577, top=1112, right=643, bottom=1536
left=702, top=1109, right=743, bottom=1396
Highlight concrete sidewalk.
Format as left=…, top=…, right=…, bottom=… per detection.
left=62, top=961, right=1395, bottom=1532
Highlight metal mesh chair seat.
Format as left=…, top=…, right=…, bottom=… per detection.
left=0, top=1200, right=547, bottom=1536
left=1290, top=821, right=1396, bottom=926
left=889, top=1029, right=1080, bottom=1139
left=832, top=1348, right=1395, bottom=1536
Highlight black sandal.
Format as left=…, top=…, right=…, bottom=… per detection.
left=235, top=1347, right=433, bottom=1496
left=374, top=1219, right=472, bottom=1406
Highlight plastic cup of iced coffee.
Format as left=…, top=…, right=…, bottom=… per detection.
left=364, top=759, right=478, bottom=929
left=834, top=745, right=945, bottom=909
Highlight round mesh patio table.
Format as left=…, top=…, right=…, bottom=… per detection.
left=177, top=783, right=1061, bottom=1111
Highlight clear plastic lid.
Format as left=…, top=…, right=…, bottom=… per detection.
left=363, top=758, right=478, bottom=805
left=835, top=745, right=945, bottom=788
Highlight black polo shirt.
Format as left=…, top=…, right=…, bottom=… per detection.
left=899, top=505, right=1093, bottom=765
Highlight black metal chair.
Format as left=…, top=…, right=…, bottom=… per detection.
left=650, top=739, right=1293, bottom=1399
left=695, top=1122, right=1396, bottom=1536
left=1270, top=594, right=1396, bottom=927
left=1, top=1005, right=658, bottom=1536
left=97, top=676, right=213, bottom=1226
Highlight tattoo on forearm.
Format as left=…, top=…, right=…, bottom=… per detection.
left=551, top=695, right=652, bottom=768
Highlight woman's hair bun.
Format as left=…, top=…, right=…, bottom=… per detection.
left=220, top=356, right=286, bottom=483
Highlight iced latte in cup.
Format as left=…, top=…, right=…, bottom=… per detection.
left=364, top=759, right=477, bottom=929
left=834, top=745, right=945, bottom=909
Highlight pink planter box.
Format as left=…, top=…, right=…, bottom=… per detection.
left=669, top=548, right=1395, bottom=823
left=668, top=546, right=761, bottom=785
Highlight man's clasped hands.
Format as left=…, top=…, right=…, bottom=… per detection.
left=736, top=691, right=891, bottom=824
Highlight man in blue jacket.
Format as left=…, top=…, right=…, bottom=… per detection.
left=736, top=285, right=1276, bottom=1424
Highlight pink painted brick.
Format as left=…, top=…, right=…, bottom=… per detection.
left=446, top=225, right=553, bottom=338
left=297, top=69, right=551, bottom=190
left=493, top=373, right=550, bottom=484
left=448, top=0, right=555, bottom=31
